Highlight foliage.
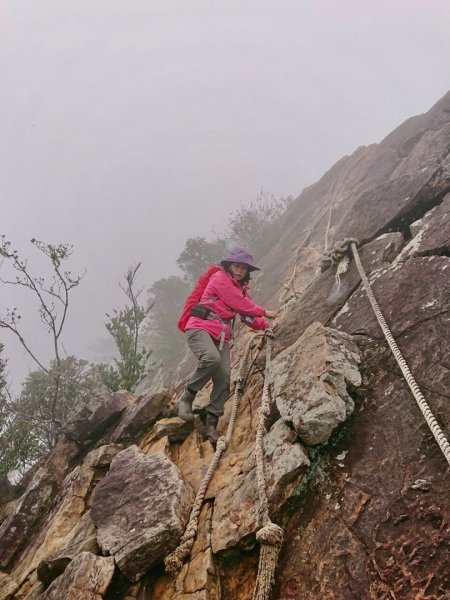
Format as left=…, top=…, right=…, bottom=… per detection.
left=0, top=236, right=85, bottom=413
left=98, top=263, right=152, bottom=392
left=143, top=276, right=189, bottom=365
left=176, top=236, right=228, bottom=284
left=227, top=191, right=289, bottom=261
left=0, top=355, right=97, bottom=480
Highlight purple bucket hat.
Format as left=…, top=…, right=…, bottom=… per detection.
left=220, top=247, right=260, bottom=271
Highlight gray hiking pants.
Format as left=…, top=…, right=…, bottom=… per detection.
left=185, top=328, right=231, bottom=418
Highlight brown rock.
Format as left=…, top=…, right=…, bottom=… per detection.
left=183, top=548, right=221, bottom=598
left=65, top=391, right=132, bottom=446
left=111, top=390, right=170, bottom=443
left=37, top=511, right=99, bottom=585
left=272, top=322, right=361, bottom=445
left=152, top=417, right=194, bottom=442
left=0, top=468, right=53, bottom=569
left=14, top=581, right=45, bottom=600
left=91, top=445, right=194, bottom=581
left=40, top=552, right=114, bottom=600
left=0, top=571, right=19, bottom=600
left=211, top=422, right=309, bottom=553
left=141, top=434, right=172, bottom=458
left=11, top=444, right=120, bottom=587
left=43, top=434, right=81, bottom=482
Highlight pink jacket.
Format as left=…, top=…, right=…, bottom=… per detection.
left=185, top=269, right=269, bottom=342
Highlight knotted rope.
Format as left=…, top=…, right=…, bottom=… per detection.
left=320, top=237, right=358, bottom=289
left=252, top=331, right=284, bottom=600
left=328, top=239, right=450, bottom=467
left=165, top=332, right=265, bottom=574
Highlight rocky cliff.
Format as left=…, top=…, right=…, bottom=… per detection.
left=1, top=92, right=449, bottom=600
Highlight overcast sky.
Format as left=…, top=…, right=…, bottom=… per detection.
left=1, top=0, right=450, bottom=386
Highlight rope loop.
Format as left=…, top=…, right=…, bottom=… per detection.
left=256, top=522, right=284, bottom=548
left=321, top=237, right=359, bottom=270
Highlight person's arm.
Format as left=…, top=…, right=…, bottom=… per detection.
left=211, top=273, right=265, bottom=316
left=241, top=314, right=270, bottom=330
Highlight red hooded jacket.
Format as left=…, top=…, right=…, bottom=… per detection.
left=185, top=268, right=269, bottom=342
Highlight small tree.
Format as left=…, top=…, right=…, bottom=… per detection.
left=0, top=237, right=85, bottom=413
left=0, top=352, right=96, bottom=480
left=227, top=191, right=288, bottom=261
left=176, top=236, right=228, bottom=284
left=12, top=357, right=96, bottom=450
left=98, top=263, right=152, bottom=392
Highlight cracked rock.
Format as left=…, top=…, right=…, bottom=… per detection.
left=91, top=445, right=194, bottom=581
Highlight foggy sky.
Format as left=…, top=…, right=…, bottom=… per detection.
left=1, top=0, right=450, bottom=386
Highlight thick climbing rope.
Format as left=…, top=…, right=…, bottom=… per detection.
left=329, top=238, right=450, bottom=467
left=252, top=330, right=284, bottom=600
left=165, top=332, right=265, bottom=574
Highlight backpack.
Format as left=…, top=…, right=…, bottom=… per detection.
left=177, top=264, right=222, bottom=332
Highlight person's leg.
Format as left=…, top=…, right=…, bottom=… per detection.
left=178, top=329, right=221, bottom=421
left=207, top=342, right=231, bottom=419
left=204, top=342, right=231, bottom=443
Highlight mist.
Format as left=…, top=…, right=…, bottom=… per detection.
left=1, top=0, right=450, bottom=387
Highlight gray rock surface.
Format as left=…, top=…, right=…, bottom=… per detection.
left=91, top=445, right=194, bottom=581
left=272, top=322, right=361, bottom=445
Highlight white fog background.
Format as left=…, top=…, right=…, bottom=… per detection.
left=1, top=0, right=450, bottom=387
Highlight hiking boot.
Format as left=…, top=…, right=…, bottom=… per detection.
left=178, top=388, right=196, bottom=422
left=204, top=414, right=219, bottom=444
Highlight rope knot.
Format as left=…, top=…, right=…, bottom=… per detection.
left=164, top=553, right=184, bottom=574
left=256, top=522, right=284, bottom=548
left=216, top=437, right=228, bottom=452
left=264, top=329, right=274, bottom=339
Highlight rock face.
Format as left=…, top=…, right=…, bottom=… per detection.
left=65, top=391, right=132, bottom=445
left=2, top=91, right=450, bottom=600
left=37, top=511, right=99, bottom=585
left=111, top=390, right=170, bottom=443
left=0, top=469, right=53, bottom=569
left=0, top=571, right=19, bottom=600
left=40, top=552, right=114, bottom=600
left=91, top=445, right=194, bottom=581
left=272, top=322, right=361, bottom=445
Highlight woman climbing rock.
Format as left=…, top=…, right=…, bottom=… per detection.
left=177, top=247, right=277, bottom=443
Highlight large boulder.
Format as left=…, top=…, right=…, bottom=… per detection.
left=64, top=391, right=132, bottom=446
left=40, top=552, right=114, bottom=600
left=272, top=322, right=361, bottom=445
left=111, top=390, right=171, bottom=443
left=91, top=445, right=194, bottom=581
